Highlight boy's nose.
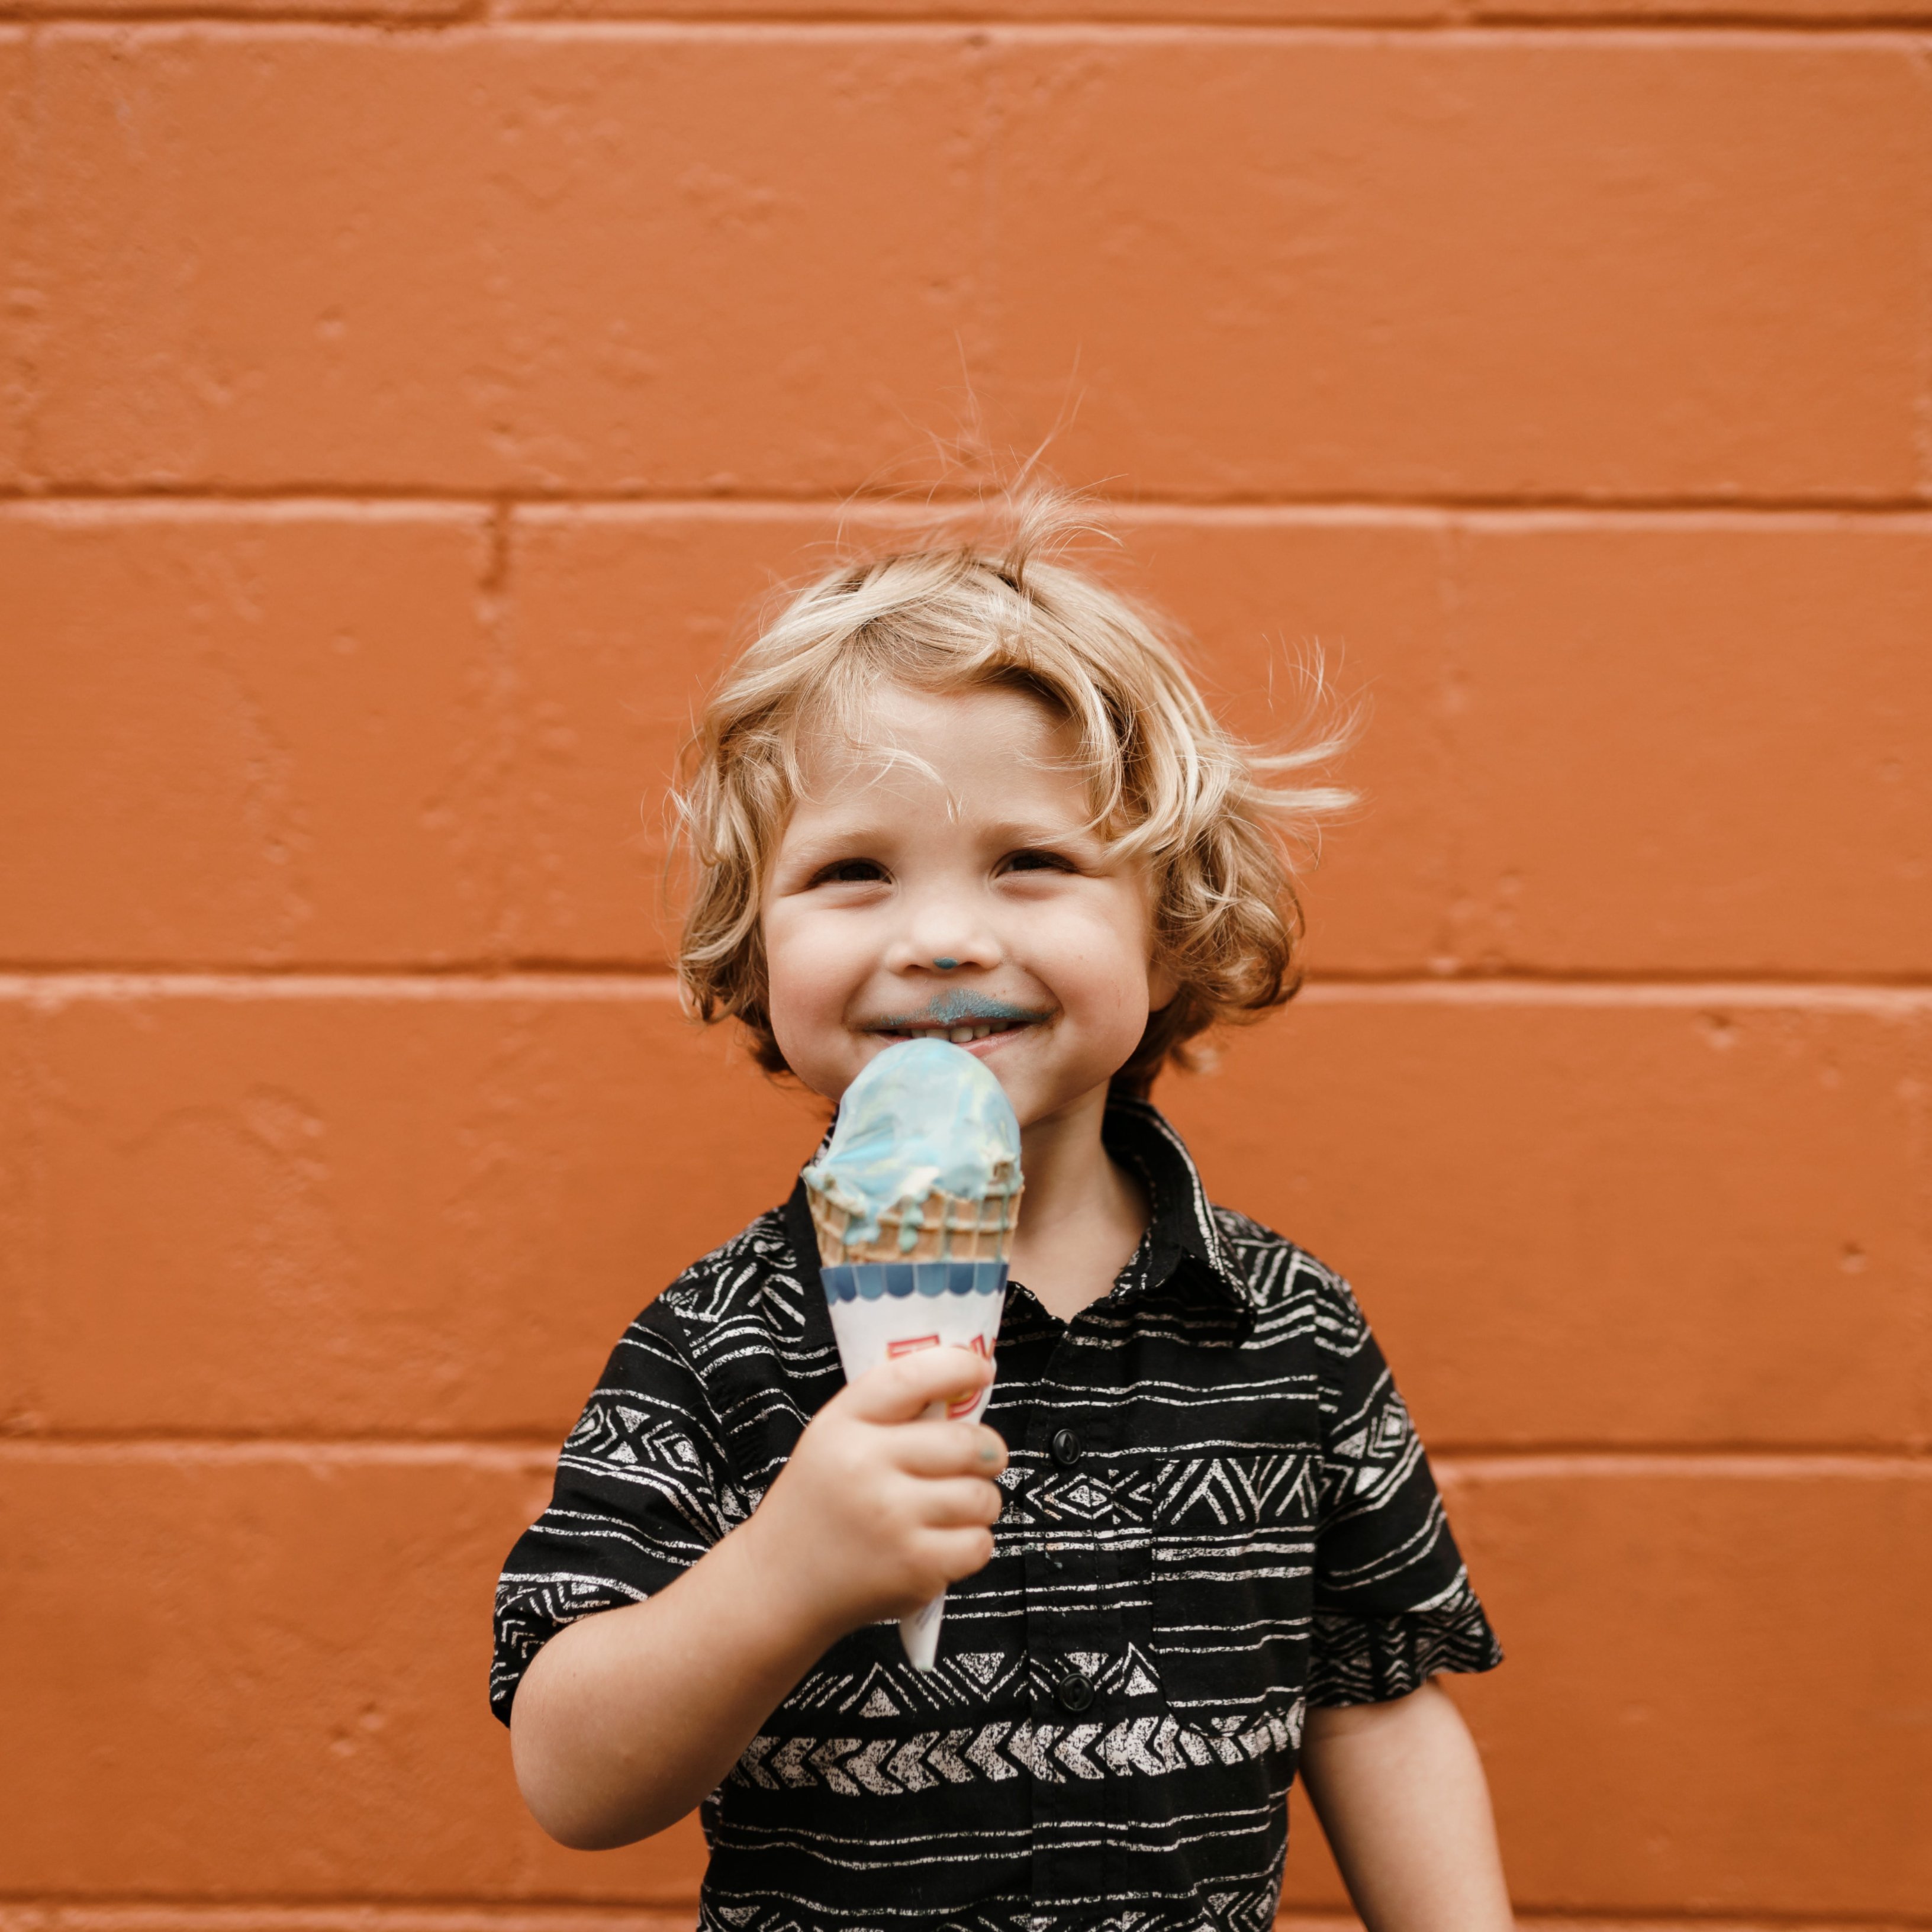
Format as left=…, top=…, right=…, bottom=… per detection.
left=886, top=900, right=1002, bottom=977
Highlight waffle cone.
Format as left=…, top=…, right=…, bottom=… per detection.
left=809, top=1180, right=1022, bottom=1267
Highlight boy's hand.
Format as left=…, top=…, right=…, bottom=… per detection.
left=511, top=1347, right=1006, bottom=1850
left=739, top=1345, right=1007, bottom=1643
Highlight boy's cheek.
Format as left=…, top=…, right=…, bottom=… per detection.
left=762, top=958, right=854, bottom=1098
left=763, top=910, right=857, bottom=1013
left=765, top=992, right=854, bottom=1092
left=769, top=1035, right=856, bottom=1107
left=1047, top=900, right=1169, bottom=1028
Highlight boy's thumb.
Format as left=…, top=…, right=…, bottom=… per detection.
left=846, top=1344, right=993, bottom=1424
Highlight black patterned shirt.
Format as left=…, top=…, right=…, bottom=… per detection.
left=491, top=1099, right=1502, bottom=1932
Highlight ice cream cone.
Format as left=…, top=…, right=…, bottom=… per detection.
left=808, top=1177, right=1022, bottom=1267
left=801, top=1041, right=1024, bottom=1671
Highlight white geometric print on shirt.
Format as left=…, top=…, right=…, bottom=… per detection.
left=701, top=1899, right=1281, bottom=1932
left=730, top=1702, right=1305, bottom=1794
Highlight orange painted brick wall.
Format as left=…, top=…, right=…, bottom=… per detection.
left=2, top=5, right=1928, bottom=1930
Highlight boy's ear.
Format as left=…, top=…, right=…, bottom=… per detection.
left=1148, top=957, right=1181, bottom=1013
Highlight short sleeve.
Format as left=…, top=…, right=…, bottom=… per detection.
left=1306, top=1270, right=1503, bottom=1707
left=489, top=1293, right=750, bottom=1724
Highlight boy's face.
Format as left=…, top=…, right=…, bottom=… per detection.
left=762, top=683, right=1176, bottom=1129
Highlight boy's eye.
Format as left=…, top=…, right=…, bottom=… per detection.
left=809, top=858, right=889, bottom=887
left=999, top=848, right=1075, bottom=875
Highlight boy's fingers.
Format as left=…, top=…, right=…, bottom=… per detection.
left=893, top=1421, right=1008, bottom=1479
left=845, top=1347, right=994, bottom=1425
left=911, top=1476, right=1004, bottom=1527
left=920, top=1524, right=998, bottom=1585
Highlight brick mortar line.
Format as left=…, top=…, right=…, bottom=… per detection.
left=0, top=1916, right=708, bottom=1928
left=0, top=970, right=689, bottom=1000
left=1443, top=1451, right=1932, bottom=1477
left=2, top=1910, right=1927, bottom=1932
left=1, top=1439, right=1926, bottom=1468
left=7, top=492, right=1932, bottom=524
left=0, top=1438, right=562, bottom=1466
left=0, top=1919, right=1916, bottom=1932
left=4, top=11, right=1932, bottom=30
left=0, top=1908, right=703, bottom=1924
left=4, top=971, right=1932, bottom=1007
left=1297, top=978, right=1932, bottom=1008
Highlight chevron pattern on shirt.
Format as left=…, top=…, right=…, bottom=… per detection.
left=730, top=1704, right=1306, bottom=1796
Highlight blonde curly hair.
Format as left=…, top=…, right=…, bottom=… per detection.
left=670, top=497, right=1353, bottom=1096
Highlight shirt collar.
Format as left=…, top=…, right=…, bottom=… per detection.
left=781, top=1096, right=1248, bottom=1314
left=1100, top=1095, right=1248, bottom=1310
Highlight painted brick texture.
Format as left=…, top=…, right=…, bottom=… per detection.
left=2, top=5, right=1928, bottom=1931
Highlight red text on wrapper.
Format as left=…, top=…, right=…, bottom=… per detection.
left=887, top=1333, right=993, bottom=1418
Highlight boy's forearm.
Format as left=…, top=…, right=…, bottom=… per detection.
left=1297, top=1681, right=1514, bottom=1932
left=509, top=1516, right=837, bottom=1850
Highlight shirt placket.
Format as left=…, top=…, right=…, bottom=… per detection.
left=1022, top=1309, right=1127, bottom=1917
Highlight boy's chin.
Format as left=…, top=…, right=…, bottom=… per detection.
left=1005, top=1067, right=1131, bottom=1136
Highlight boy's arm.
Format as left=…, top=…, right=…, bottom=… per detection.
left=1298, top=1680, right=1515, bottom=1932
left=510, top=1345, right=1004, bottom=1850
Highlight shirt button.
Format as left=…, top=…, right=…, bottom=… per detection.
left=1050, top=1428, right=1083, bottom=1466
left=1055, top=1671, right=1096, bottom=1714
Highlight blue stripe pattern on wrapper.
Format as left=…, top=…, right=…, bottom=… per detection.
left=822, top=1261, right=1009, bottom=1303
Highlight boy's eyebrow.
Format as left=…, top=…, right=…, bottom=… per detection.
left=773, top=813, right=903, bottom=860
left=978, top=817, right=1106, bottom=849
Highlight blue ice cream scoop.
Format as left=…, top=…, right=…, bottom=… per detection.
left=803, top=1039, right=1022, bottom=1254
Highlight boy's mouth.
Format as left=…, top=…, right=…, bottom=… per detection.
left=865, top=993, right=1051, bottom=1046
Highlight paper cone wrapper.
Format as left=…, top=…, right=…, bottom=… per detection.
left=820, top=1255, right=1009, bottom=1670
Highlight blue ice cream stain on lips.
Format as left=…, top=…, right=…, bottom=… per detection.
left=803, top=1039, right=1022, bottom=1248
left=869, top=990, right=1045, bottom=1032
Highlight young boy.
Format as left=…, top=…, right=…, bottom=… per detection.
left=492, top=513, right=1513, bottom=1932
